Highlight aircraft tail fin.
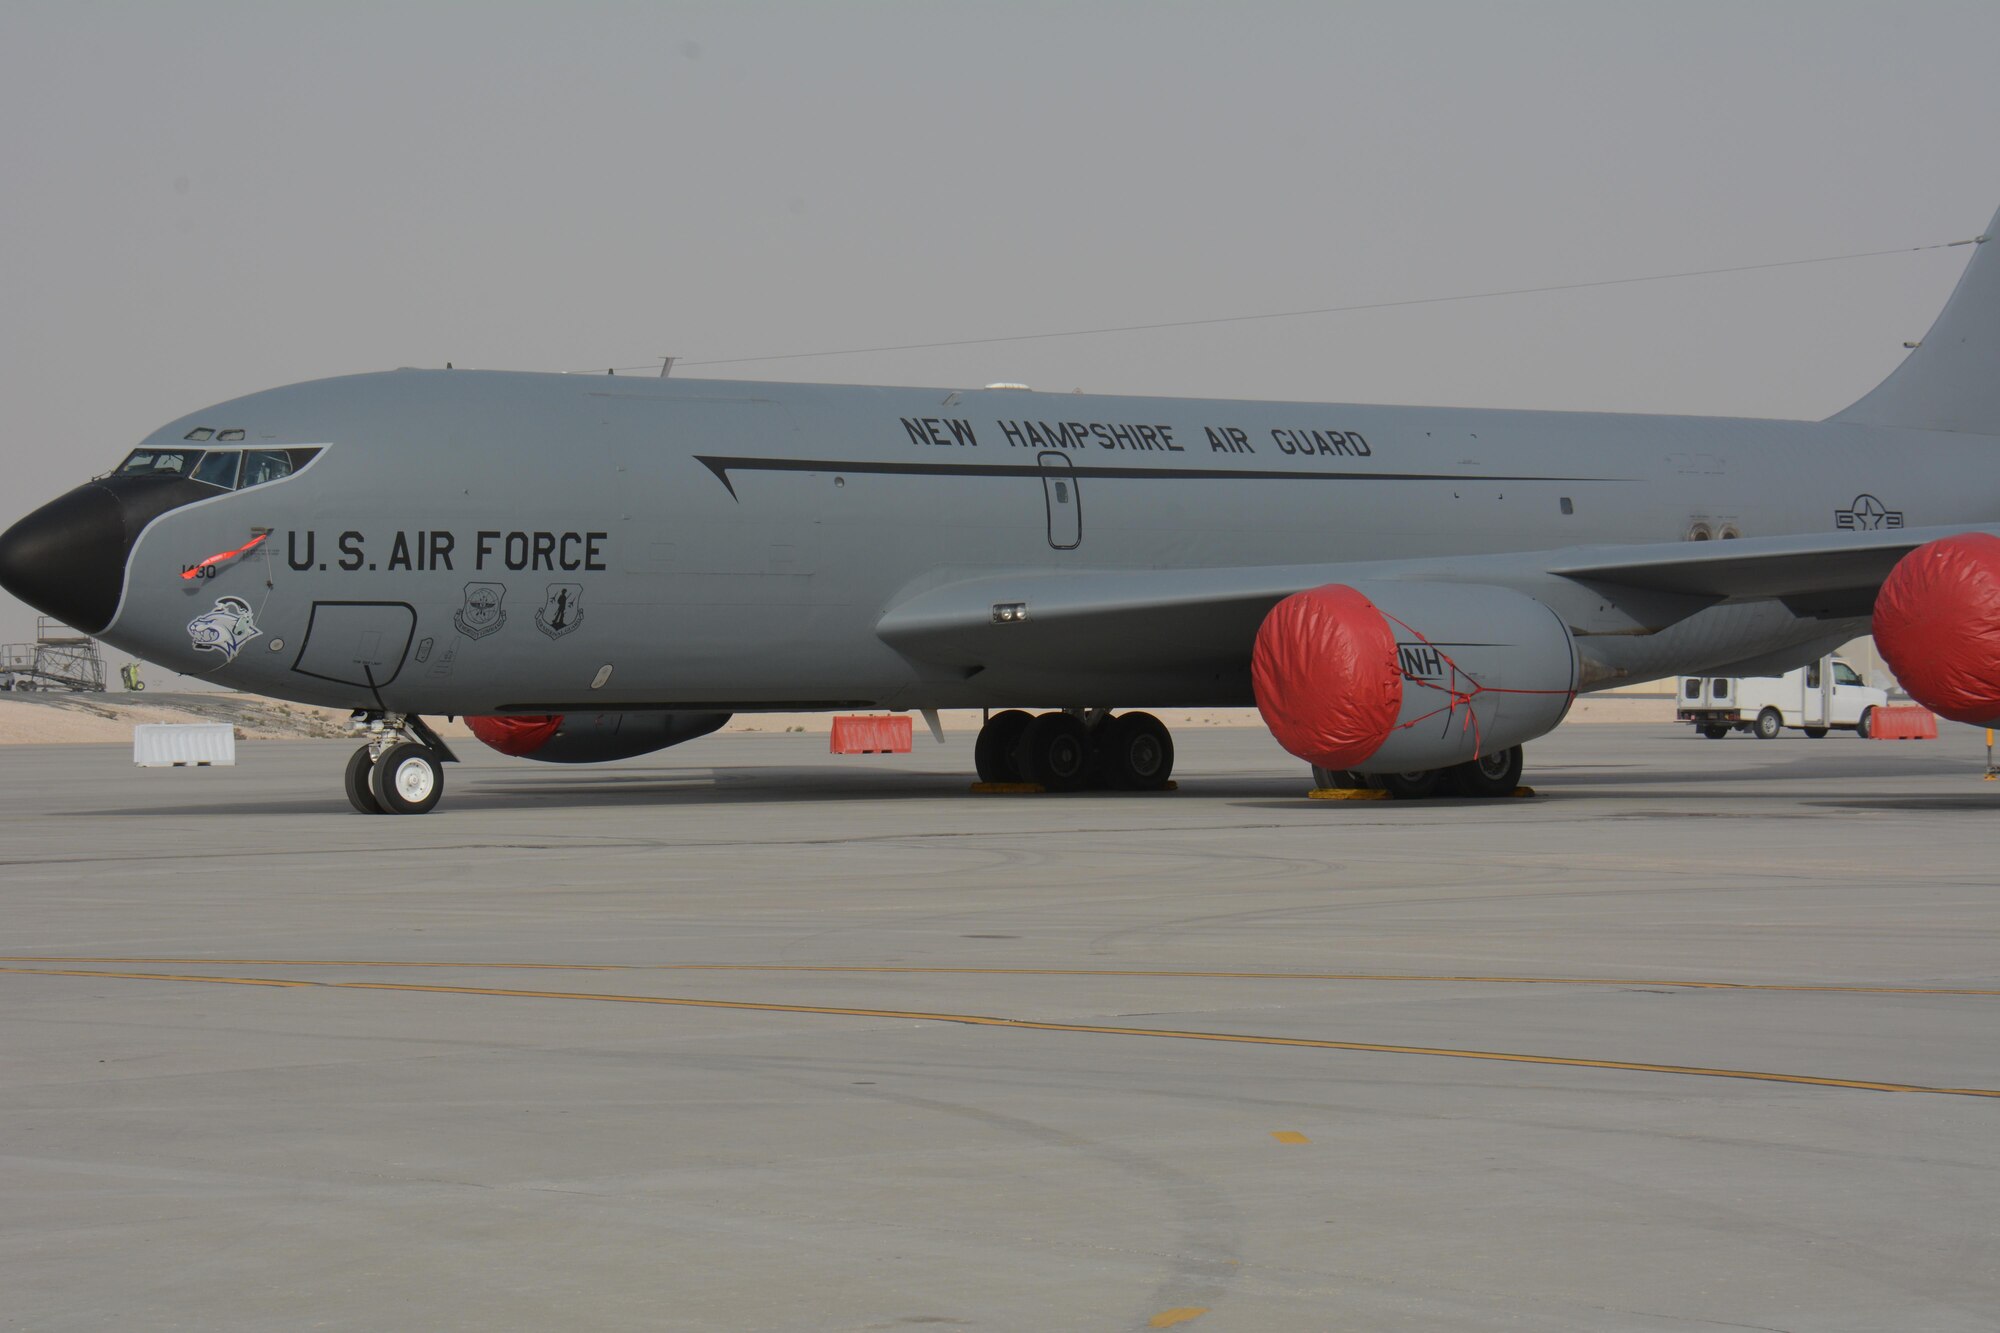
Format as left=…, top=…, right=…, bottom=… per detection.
left=1834, top=205, right=2000, bottom=434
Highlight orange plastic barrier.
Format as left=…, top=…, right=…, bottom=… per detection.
left=830, top=715, right=913, bottom=754
left=1870, top=706, right=1939, bottom=740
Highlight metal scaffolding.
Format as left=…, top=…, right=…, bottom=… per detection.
left=0, top=618, right=107, bottom=693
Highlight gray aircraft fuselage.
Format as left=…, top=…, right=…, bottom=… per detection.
left=20, top=369, right=1985, bottom=717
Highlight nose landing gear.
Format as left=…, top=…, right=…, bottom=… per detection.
left=344, top=713, right=458, bottom=814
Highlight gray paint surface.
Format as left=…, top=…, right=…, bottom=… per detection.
left=95, top=326, right=1999, bottom=718
left=5, top=725, right=1999, bottom=1330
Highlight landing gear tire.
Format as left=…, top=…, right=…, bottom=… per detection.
left=370, top=742, right=444, bottom=815
left=1013, top=712, right=1092, bottom=791
left=1857, top=707, right=1875, bottom=739
left=1754, top=708, right=1783, bottom=741
left=1442, top=746, right=1524, bottom=798
left=1374, top=770, right=1441, bottom=800
left=1310, top=765, right=1368, bottom=789
left=1804, top=726, right=1829, bottom=739
left=344, top=744, right=383, bottom=815
left=974, top=710, right=1035, bottom=783
left=1096, top=711, right=1174, bottom=790
left=1700, top=725, right=1729, bottom=740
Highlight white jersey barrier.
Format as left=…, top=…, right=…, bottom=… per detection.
left=133, top=724, right=236, bottom=767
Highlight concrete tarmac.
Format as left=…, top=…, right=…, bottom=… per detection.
left=4, top=722, right=1999, bottom=1331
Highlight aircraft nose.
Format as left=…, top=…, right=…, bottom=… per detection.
left=0, top=483, right=130, bottom=635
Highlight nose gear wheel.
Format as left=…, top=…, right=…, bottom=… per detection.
left=371, top=742, right=444, bottom=815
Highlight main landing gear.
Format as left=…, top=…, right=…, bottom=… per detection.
left=973, top=709, right=1176, bottom=791
left=1311, top=745, right=1525, bottom=800
left=344, top=713, right=458, bottom=815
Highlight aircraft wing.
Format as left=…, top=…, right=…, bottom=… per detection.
left=876, top=523, right=1999, bottom=674
left=1547, top=522, right=2000, bottom=613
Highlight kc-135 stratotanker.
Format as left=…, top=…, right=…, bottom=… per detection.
left=8, top=206, right=2000, bottom=814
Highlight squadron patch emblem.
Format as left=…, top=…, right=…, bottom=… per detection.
left=535, top=583, right=584, bottom=639
left=187, top=596, right=262, bottom=663
left=454, top=582, right=508, bottom=639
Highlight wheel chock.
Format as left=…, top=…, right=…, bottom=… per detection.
left=1306, top=784, right=1534, bottom=801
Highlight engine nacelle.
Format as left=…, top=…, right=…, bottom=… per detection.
left=1874, top=532, right=2000, bottom=726
left=1252, top=580, right=1577, bottom=773
left=465, top=710, right=731, bottom=763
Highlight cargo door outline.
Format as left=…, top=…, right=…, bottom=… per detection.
left=290, top=601, right=418, bottom=689
left=1040, top=452, right=1081, bottom=550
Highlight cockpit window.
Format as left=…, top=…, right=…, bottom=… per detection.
left=237, top=449, right=295, bottom=489
left=116, top=449, right=202, bottom=476
left=217, top=429, right=246, bottom=442
left=183, top=427, right=215, bottom=442
left=190, top=451, right=241, bottom=488
left=113, top=444, right=321, bottom=489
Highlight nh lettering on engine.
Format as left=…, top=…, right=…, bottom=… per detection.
left=1397, top=642, right=1447, bottom=681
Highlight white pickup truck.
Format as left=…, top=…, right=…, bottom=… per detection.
left=1677, top=655, right=1888, bottom=739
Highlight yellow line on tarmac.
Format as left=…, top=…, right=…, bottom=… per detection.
left=3, top=965, right=1996, bottom=1099
left=1, top=957, right=1995, bottom=996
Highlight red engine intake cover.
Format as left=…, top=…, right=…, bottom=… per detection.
left=466, top=714, right=564, bottom=757
left=1875, top=532, right=2000, bottom=724
left=1251, top=583, right=1403, bottom=769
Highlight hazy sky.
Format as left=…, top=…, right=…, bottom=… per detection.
left=4, top=1, right=1998, bottom=653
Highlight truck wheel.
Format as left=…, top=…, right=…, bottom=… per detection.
left=1012, top=712, right=1091, bottom=792
left=974, top=710, right=1034, bottom=783
left=1857, top=707, right=1875, bottom=740
left=1374, top=770, right=1441, bottom=800
left=1700, top=725, right=1729, bottom=739
left=1442, top=746, right=1524, bottom=798
left=1754, top=708, right=1783, bottom=740
left=1096, top=711, right=1173, bottom=790
left=1804, top=727, right=1828, bottom=739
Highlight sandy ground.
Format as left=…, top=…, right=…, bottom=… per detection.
left=0, top=691, right=1679, bottom=745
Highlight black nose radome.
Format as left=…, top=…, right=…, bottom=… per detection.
left=0, top=474, right=226, bottom=635
left=0, top=483, right=130, bottom=635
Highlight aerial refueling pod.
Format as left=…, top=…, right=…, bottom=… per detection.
left=465, top=710, right=731, bottom=763
left=1873, top=532, right=2000, bottom=726
left=1252, top=581, right=1577, bottom=773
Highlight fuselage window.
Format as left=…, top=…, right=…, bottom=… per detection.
left=191, top=451, right=241, bottom=488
